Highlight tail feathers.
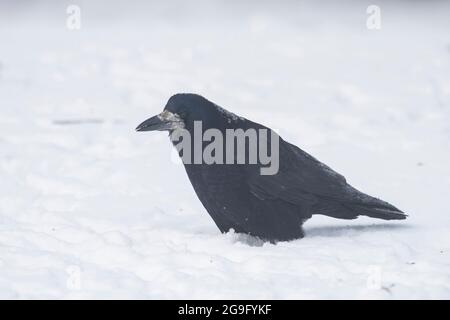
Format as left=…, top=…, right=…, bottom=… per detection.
left=314, top=200, right=407, bottom=221
left=348, top=204, right=407, bottom=220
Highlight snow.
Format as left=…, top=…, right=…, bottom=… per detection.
left=1, top=0, right=450, bottom=299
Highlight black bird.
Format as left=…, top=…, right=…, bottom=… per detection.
left=136, top=94, right=406, bottom=242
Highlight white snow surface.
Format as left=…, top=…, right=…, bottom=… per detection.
left=1, top=1, right=450, bottom=299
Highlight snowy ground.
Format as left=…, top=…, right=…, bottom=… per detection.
left=1, top=0, right=450, bottom=299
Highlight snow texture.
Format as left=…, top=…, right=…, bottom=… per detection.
left=0, top=0, right=449, bottom=299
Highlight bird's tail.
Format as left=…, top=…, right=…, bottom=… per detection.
left=347, top=203, right=407, bottom=220
left=314, top=200, right=407, bottom=221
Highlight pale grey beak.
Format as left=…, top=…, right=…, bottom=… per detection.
left=136, top=111, right=183, bottom=132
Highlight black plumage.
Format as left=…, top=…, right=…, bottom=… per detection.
left=136, top=93, right=406, bottom=242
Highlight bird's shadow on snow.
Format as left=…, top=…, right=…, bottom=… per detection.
left=305, top=223, right=412, bottom=238
left=225, top=223, right=412, bottom=247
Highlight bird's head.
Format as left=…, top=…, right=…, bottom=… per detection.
left=136, top=93, right=240, bottom=133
